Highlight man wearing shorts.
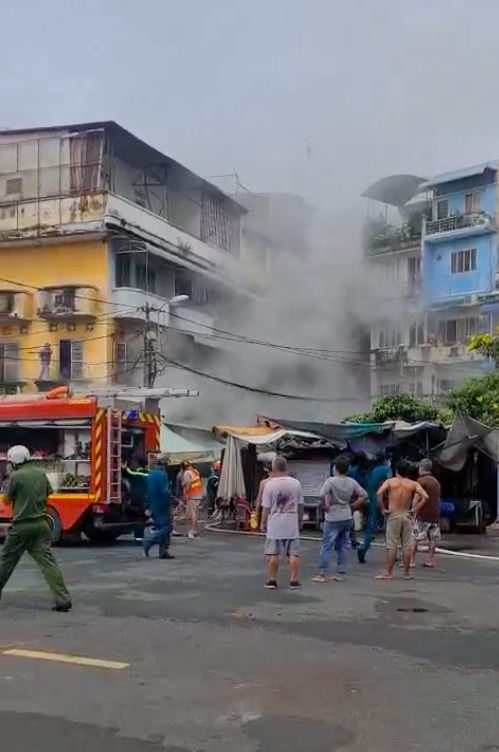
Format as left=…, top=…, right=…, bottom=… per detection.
left=261, top=457, right=303, bottom=590
left=412, top=459, right=441, bottom=568
left=376, top=460, right=428, bottom=580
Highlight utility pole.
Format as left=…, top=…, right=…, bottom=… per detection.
left=143, top=304, right=157, bottom=388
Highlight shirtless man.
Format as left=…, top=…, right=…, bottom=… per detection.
left=375, top=460, right=429, bottom=580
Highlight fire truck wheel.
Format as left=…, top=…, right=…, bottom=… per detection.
left=47, top=507, right=63, bottom=545
left=85, top=528, right=121, bottom=544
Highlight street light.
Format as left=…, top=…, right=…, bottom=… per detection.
left=169, top=295, right=189, bottom=306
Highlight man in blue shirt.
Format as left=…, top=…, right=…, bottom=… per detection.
left=357, top=452, right=392, bottom=563
left=144, top=456, right=174, bottom=560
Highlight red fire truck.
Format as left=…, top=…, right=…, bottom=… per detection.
left=0, top=386, right=196, bottom=543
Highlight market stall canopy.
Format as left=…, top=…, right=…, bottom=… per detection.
left=435, top=413, right=499, bottom=471
left=161, top=423, right=222, bottom=464
left=259, top=417, right=447, bottom=455
left=259, top=417, right=391, bottom=443
left=213, top=424, right=324, bottom=446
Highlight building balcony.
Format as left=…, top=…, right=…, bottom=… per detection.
left=425, top=212, right=496, bottom=241
left=36, top=286, right=99, bottom=320
left=373, top=347, right=408, bottom=368
left=105, top=194, right=261, bottom=294
left=363, top=219, right=422, bottom=257
left=0, top=291, right=33, bottom=322
left=407, top=343, right=487, bottom=366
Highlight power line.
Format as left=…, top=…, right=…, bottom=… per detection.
left=157, top=352, right=362, bottom=403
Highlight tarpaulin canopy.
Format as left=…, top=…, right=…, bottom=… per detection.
left=213, top=425, right=324, bottom=446
left=161, top=424, right=222, bottom=464
left=435, top=412, right=499, bottom=471
left=259, top=417, right=392, bottom=443
left=259, top=417, right=446, bottom=456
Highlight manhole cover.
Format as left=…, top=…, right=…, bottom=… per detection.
left=396, top=607, right=428, bottom=613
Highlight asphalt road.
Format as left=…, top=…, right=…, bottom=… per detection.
left=1, top=532, right=499, bottom=752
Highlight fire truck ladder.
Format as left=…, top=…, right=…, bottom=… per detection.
left=106, top=408, right=122, bottom=503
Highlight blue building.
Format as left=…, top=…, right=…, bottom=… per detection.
left=421, top=162, right=498, bottom=306
left=363, top=165, right=498, bottom=404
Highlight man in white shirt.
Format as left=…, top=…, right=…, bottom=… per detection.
left=261, top=457, right=304, bottom=590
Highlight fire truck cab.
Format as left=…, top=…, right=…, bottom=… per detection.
left=0, top=386, right=193, bottom=543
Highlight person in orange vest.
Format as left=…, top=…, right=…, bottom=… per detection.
left=181, top=460, right=203, bottom=538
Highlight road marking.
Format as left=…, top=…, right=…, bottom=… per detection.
left=205, top=524, right=499, bottom=562
left=434, top=548, right=499, bottom=562
left=2, top=649, right=129, bottom=670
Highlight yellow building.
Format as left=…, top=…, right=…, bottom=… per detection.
left=0, top=121, right=259, bottom=392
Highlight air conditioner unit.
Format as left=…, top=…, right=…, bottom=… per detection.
left=463, top=294, right=478, bottom=306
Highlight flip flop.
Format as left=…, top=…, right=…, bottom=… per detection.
left=375, top=574, right=394, bottom=580
left=422, top=562, right=434, bottom=568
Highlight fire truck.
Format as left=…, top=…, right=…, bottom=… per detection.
left=0, top=386, right=198, bottom=543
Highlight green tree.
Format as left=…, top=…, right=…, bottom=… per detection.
left=446, top=372, right=499, bottom=427
left=346, top=393, right=447, bottom=424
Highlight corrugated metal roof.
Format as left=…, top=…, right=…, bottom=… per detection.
left=420, top=161, right=498, bottom=189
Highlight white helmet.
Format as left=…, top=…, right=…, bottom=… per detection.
left=7, top=445, right=31, bottom=465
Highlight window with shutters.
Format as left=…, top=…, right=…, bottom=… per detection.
left=59, top=339, right=84, bottom=381
left=115, top=341, right=127, bottom=365
left=0, top=341, right=19, bottom=382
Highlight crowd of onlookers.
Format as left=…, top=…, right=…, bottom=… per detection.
left=257, top=453, right=441, bottom=589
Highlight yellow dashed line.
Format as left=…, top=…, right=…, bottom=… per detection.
left=2, top=648, right=129, bottom=670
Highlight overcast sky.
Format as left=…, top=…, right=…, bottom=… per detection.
left=1, top=0, right=498, bottom=209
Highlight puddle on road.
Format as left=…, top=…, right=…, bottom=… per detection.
left=0, top=712, right=188, bottom=752
left=243, top=714, right=354, bottom=752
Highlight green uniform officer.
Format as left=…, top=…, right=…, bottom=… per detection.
left=0, top=445, right=72, bottom=612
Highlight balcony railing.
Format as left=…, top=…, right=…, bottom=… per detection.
left=374, top=347, right=408, bottom=367
left=426, top=211, right=496, bottom=237
left=363, top=219, right=422, bottom=256
left=36, top=286, right=99, bottom=320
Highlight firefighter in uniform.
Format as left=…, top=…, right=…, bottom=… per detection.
left=0, top=445, right=72, bottom=611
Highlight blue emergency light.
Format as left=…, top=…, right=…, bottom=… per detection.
left=124, top=410, right=139, bottom=421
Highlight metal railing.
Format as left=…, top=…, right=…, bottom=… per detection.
left=426, top=212, right=496, bottom=236
left=363, top=219, right=422, bottom=256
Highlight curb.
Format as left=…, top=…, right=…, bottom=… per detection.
left=204, top=524, right=499, bottom=563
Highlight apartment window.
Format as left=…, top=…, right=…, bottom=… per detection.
left=53, top=288, right=75, bottom=312
left=175, top=272, right=193, bottom=298
left=408, top=382, right=423, bottom=396
left=380, top=384, right=400, bottom=396
left=59, top=339, right=84, bottom=381
left=115, top=341, right=127, bottom=365
left=409, top=321, right=425, bottom=347
left=451, top=248, right=477, bottom=274
left=116, top=255, right=131, bottom=288
left=0, top=341, right=19, bottom=382
left=437, top=199, right=449, bottom=220
left=136, top=260, right=156, bottom=294
left=465, top=192, right=480, bottom=214
left=379, top=326, right=402, bottom=349
left=5, top=178, right=22, bottom=195
left=438, top=317, right=481, bottom=345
